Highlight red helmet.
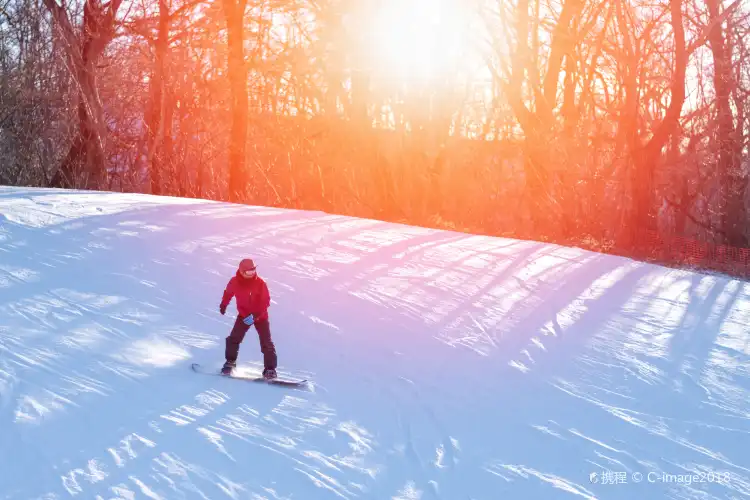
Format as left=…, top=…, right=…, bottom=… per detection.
left=239, top=258, right=256, bottom=273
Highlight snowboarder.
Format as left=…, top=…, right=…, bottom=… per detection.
left=219, top=258, right=277, bottom=379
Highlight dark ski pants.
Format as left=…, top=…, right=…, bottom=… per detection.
left=225, top=315, right=277, bottom=370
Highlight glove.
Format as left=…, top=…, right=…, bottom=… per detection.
left=243, top=314, right=255, bottom=326
left=220, top=305, right=226, bottom=315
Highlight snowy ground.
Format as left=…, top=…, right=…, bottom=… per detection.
left=0, top=186, right=749, bottom=500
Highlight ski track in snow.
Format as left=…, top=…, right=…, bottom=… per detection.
left=0, top=186, right=749, bottom=499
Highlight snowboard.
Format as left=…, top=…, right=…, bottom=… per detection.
left=191, top=363, right=309, bottom=389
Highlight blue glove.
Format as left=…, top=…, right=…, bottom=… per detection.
left=243, top=315, right=255, bottom=326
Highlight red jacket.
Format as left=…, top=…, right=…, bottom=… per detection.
left=220, top=272, right=271, bottom=321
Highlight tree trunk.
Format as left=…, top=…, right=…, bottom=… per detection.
left=706, top=0, right=744, bottom=245
left=147, top=0, right=170, bottom=196
left=222, top=0, right=248, bottom=202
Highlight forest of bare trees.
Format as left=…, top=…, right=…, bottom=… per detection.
left=0, top=0, right=748, bottom=260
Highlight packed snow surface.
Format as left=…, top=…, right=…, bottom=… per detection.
left=0, top=186, right=749, bottom=499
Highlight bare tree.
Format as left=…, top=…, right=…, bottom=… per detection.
left=43, top=0, right=124, bottom=189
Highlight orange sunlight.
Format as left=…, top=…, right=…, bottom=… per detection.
left=362, top=0, right=474, bottom=84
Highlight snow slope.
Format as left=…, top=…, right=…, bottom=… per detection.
left=0, top=186, right=749, bottom=500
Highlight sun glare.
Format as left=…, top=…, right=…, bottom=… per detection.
left=363, top=0, right=473, bottom=84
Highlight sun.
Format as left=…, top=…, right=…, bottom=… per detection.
left=358, top=0, right=474, bottom=85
